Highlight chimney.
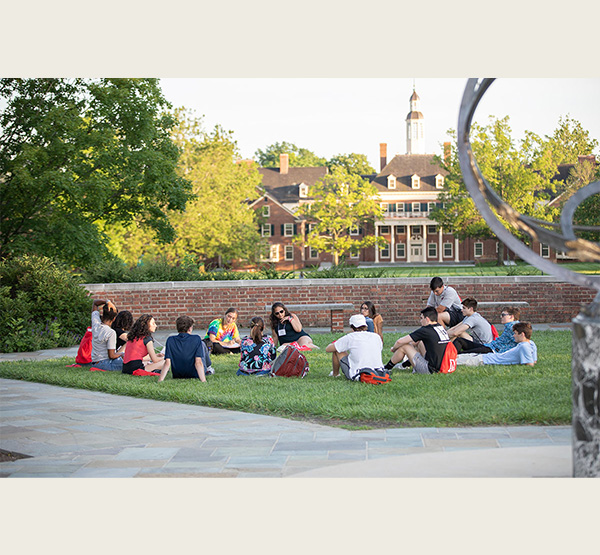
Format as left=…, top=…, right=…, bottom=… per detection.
left=280, top=153, right=289, bottom=175
left=443, top=142, right=451, bottom=163
left=379, top=143, right=387, bottom=172
left=577, top=154, right=596, bottom=165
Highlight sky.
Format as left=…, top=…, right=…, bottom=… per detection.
left=159, top=78, right=600, bottom=170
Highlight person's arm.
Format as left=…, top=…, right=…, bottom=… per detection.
left=447, top=323, right=469, bottom=339
left=158, top=358, right=171, bottom=382
left=92, top=299, right=106, bottom=313
left=288, top=313, right=303, bottom=333
left=271, top=327, right=279, bottom=347
left=107, top=347, right=123, bottom=359
left=391, top=334, right=414, bottom=353
left=195, top=357, right=206, bottom=382
left=325, top=342, right=338, bottom=353
left=145, top=341, right=161, bottom=363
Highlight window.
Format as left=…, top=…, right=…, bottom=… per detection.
left=380, top=242, right=390, bottom=258
left=299, top=184, right=309, bottom=198
left=269, top=244, right=279, bottom=262
left=411, top=225, right=422, bottom=235
left=285, top=245, right=294, bottom=261
left=397, top=203, right=404, bottom=213
left=350, top=249, right=359, bottom=259
left=428, top=243, right=438, bottom=258
left=474, top=242, right=483, bottom=257
left=435, top=174, right=444, bottom=189
left=541, top=243, right=550, bottom=258
left=350, top=225, right=360, bottom=236
left=411, top=174, right=420, bottom=189
left=261, top=224, right=272, bottom=237
left=283, top=223, right=294, bottom=237
left=443, top=242, right=453, bottom=258
left=428, top=202, right=436, bottom=212
left=381, top=202, right=388, bottom=212
left=395, top=225, right=406, bottom=234
left=427, top=225, right=437, bottom=234
left=309, top=247, right=319, bottom=259
left=380, top=226, right=390, bottom=235
left=387, top=175, right=396, bottom=189
left=396, top=242, right=406, bottom=258
left=412, top=202, right=420, bottom=213
left=262, top=205, right=270, bottom=217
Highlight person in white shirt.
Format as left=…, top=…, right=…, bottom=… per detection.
left=325, top=314, right=384, bottom=380
left=90, top=299, right=125, bottom=371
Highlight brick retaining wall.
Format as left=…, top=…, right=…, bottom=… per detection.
left=82, top=276, right=596, bottom=331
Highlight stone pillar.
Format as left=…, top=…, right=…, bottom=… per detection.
left=572, top=293, right=600, bottom=477
left=330, top=309, right=344, bottom=333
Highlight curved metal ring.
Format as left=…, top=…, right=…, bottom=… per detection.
left=560, top=180, right=600, bottom=241
left=457, top=78, right=600, bottom=292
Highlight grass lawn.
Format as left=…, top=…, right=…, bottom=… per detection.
left=0, top=330, right=572, bottom=429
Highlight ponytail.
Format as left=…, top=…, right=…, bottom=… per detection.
left=250, top=316, right=264, bottom=344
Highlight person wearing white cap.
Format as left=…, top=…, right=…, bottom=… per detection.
left=325, top=314, right=384, bottom=380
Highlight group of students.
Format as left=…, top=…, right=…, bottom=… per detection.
left=88, top=275, right=536, bottom=384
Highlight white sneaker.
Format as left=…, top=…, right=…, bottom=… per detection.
left=328, top=371, right=341, bottom=378
left=205, top=366, right=215, bottom=375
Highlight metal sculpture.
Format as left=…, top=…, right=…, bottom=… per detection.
left=457, top=78, right=600, bottom=477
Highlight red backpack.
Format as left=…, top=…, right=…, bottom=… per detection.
left=271, top=345, right=309, bottom=378
left=490, top=324, right=499, bottom=340
left=75, top=327, right=93, bottom=364
left=439, top=341, right=457, bottom=374
left=358, top=368, right=391, bottom=384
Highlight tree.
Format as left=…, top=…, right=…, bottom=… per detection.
left=103, top=110, right=263, bottom=267
left=431, top=116, right=560, bottom=264
left=255, top=141, right=326, bottom=168
left=295, top=166, right=385, bottom=265
left=327, top=153, right=376, bottom=176
left=0, top=78, right=191, bottom=267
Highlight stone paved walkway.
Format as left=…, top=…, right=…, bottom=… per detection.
left=1, top=378, right=572, bottom=478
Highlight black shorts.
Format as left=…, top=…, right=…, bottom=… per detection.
left=446, top=307, right=465, bottom=327
left=122, top=360, right=145, bottom=375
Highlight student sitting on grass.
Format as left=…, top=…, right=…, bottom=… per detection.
left=237, top=317, right=276, bottom=376
left=112, top=310, right=134, bottom=350
left=158, top=316, right=208, bottom=382
left=447, top=298, right=493, bottom=345
left=91, top=299, right=125, bottom=371
left=456, top=322, right=537, bottom=367
left=384, top=307, right=452, bottom=375
left=326, top=314, right=384, bottom=380
left=270, top=302, right=316, bottom=350
left=122, top=314, right=165, bottom=375
left=204, top=308, right=241, bottom=355
left=453, top=306, right=520, bottom=354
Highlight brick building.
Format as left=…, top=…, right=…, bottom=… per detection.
left=248, top=89, right=565, bottom=270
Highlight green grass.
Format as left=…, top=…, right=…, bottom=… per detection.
left=0, top=331, right=572, bottom=429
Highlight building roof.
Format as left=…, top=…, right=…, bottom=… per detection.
left=406, top=111, right=424, bottom=120
left=410, top=90, right=419, bottom=101
left=370, top=154, right=447, bottom=192
left=258, top=166, right=328, bottom=203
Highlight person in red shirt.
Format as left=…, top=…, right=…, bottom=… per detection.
left=122, top=314, right=165, bottom=374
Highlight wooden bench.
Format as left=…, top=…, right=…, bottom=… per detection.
left=264, top=303, right=354, bottom=333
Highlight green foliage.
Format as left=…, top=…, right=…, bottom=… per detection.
left=0, top=78, right=191, bottom=267
left=302, top=262, right=386, bottom=279
left=296, top=166, right=385, bottom=265
left=0, top=254, right=90, bottom=352
left=0, top=330, right=573, bottom=427
left=327, top=153, right=376, bottom=176
left=103, top=110, right=263, bottom=267
left=255, top=141, right=327, bottom=168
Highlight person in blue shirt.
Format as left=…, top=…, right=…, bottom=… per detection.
left=456, top=322, right=537, bottom=367
left=158, top=315, right=212, bottom=382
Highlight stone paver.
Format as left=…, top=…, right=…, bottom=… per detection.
left=0, top=378, right=572, bottom=478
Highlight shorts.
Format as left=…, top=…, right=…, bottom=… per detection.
left=456, top=353, right=484, bottom=366
left=339, top=356, right=358, bottom=381
left=91, top=357, right=123, bottom=372
left=122, top=359, right=145, bottom=375
left=411, top=353, right=432, bottom=374
left=446, top=307, right=465, bottom=327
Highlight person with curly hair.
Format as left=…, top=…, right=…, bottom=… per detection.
left=269, top=302, right=315, bottom=349
left=122, top=314, right=165, bottom=375
left=238, top=317, right=276, bottom=376
left=112, top=310, right=134, bottom=350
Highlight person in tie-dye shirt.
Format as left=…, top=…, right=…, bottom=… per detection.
left=203, top=307, right=241, bottom=354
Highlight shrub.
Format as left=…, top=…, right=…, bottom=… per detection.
left=0, top=254, right=90, bottom=352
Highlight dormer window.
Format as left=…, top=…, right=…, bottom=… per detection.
left=411, top=174, right=420, bottom=189
left=435, top=174, right=444, bottom=189
left=299, top=183, right=309, bottom=198
left=387, top=175, right=396, bottom=189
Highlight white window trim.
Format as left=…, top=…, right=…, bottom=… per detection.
left=435, top=174, right=444, bottom=189
left=262, top=205, right=270, bottom=217
left=412, top=202, right=420, bottom=213
left=261, top=224, right=271, bottom=237
left=428, top=243, right=438, bottom=258
left=540, top=243, right=550, bottom=258
left=350, top=225, right=359, bottom=236
left=396, top=242, right=406, bottom=258
left=380, top=242, right=391, bottom=258
left=283, top=223, right=294, bottom=237
left=285, top=245, right=294, bottom=261
left=387, top=175, right=396, bottom=189
left=269, top=244, right=280, bottom=262
left=380, top=226, right=390, bottom=234
left=411, top=174, right=420, bottom=189
left=443, top=242, right=453, bottom=258
left=299, top=184, right=309, bottom=198
left=474, top=242, right=483, bottom=257
left=309, top=247, right=319, bottom=259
